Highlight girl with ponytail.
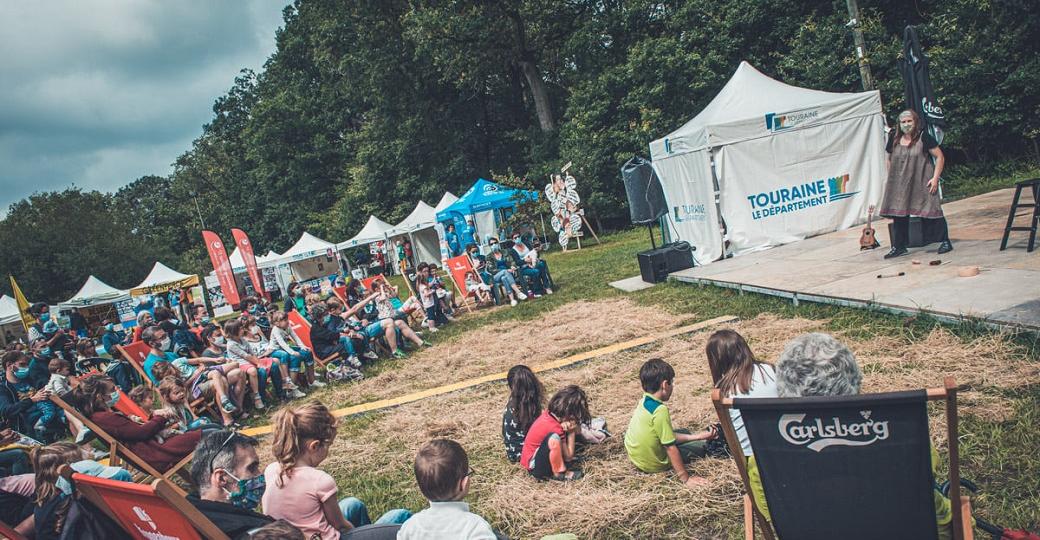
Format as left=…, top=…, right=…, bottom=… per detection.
left=502, top=365, right=544, bottom=462
left=261, top=401, right=410, bottom=539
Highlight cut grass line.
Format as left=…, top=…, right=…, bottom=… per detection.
left=241, top=315, right=738, bottom=437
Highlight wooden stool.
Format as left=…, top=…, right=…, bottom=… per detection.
left=1000, top=178, right=1040, bottom=252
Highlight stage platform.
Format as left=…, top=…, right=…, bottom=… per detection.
left=670, top=188, right=1040, bottom=331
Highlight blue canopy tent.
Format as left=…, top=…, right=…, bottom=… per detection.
left=435, top=179, right=538, bottom=253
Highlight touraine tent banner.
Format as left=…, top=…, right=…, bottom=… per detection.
left=651, top=151, right=723, bottom=265
left=717, top=113, right=886, bottom=254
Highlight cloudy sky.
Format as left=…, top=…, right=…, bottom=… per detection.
left=0, top=1, right=290, bottom=211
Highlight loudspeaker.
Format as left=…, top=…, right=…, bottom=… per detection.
left=637, top=242, right=695, bottom=283
left=887, top=218, right=926, bottom=248
left=622, top=156, right=668, bottom=224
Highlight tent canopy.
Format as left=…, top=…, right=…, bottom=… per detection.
left=338, top=216, right=394, bottom=249
left=260, top=232, right=336, bottom=268
left=435, top=179, right=537, bottom=221
left=59, top=276, right=130, bottom=309
left=650, top=61, right=881, bottom=158
left=130, top=262, right=200, bottom=296
left=0, top=295, right=22, bottom=326
left=227, top=247, right=282, bottom=273
left=387, top=201, right=437, bottom=236
left=433, top=192, right=459, bottom=213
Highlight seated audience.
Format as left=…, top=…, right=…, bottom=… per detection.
left=262, top=401, right=411, bottom=538
left=624, top=358, right=717, bottom=487
left=189, top=430, right=275, bottom=538
left=44, top=358, right=90, bottom=443
left=757, top=333, right=960, bottom=538
left=508, top=233, right=553, bottom=296
left=487, top=248, right=527, bottom=306
left=132, top=311, right=153, bottom=342
left=503, top=365, right=544, bottom=463
left=705, top=329, right=778, bottom=460
left=520, top=385, right=590, bottom=481
left=0, top=351, right=61, bottom=441
left=307, top=303, right=363, bottom=382
left=243, top=317, right=304, bottom=399
left=154, top=376, right=220, bottom=434
left=464, top=270, right=494, bottom=306
left=398, top=439, right=497, bottom=539
left=269, top=311, right=321, bottom=390
left=27, top=339, right=54, bottom=390
left=224, top=320, right=283, bottom=410
left=69, top=374, right=200, bottom=473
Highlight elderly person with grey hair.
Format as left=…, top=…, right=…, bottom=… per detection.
left=747, top=333, right=959, bottom=539
left=188, top=430, right=274, bottom=538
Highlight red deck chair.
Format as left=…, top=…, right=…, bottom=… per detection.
left=332, top=285, right=348, bottom=303
left=71, top=473, right=228, bottom=540
left=286, top=311, right=339, bottom=369
left=115, top=342, right=219, bottom=420
left=0, top=520, right=28, bottom=540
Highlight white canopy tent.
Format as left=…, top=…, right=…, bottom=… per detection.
left=0, top=295, right=26, bottom=346
left=650, top=61, right=886, bottom=265
left=386, top=201, right=441, bottom=265
left=259, top=232, right=340, bottom=292
left=337, top=216, right=395, bottom=250
left=59, top=276, right=130, bottom=309
left=130, top=262, right=200, bottom=296
left=433, top=192, right=459, bottom=213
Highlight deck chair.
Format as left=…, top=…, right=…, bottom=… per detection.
left=444, top=255, right=479, bottom=312
left=286, top=310, right=340, bottom=369
left=49, top=393, right=194, bottom=495
left=116, top=342, right=221, bottom=420
left=711, top=377, right=974, bottom=540
left=70, top=472, right=228, bottom=540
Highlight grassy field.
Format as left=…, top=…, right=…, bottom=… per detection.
left=245, top=210, right=1040, bottom=538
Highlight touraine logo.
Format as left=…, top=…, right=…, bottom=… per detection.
left=745, top=173, right=858, bottom=220
left=765, top=108, right=819, bottom=132
left=778, top=410, right=890, bottom=452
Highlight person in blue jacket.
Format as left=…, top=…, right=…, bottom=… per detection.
left=445, top=223, right=461, bottom=257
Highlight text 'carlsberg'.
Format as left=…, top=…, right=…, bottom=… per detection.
left=778, top=411, right=890, bottom=452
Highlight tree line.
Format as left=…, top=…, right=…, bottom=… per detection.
left=3, top=0, right=1037, bottom=301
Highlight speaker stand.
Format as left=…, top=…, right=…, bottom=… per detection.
left=647, top=223, right=657, bottom=250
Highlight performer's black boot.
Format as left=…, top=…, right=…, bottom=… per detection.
left=883, top=247, right=908, bottom=259
left=937, top=240, right=953, bottom=254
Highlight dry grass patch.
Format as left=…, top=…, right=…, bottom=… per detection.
left=257, top=313, right=1038, bottom=539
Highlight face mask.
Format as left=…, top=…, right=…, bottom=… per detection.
left=899, top=121, right=914, bottom=134
left=223, top=471, right=266, bottom=510
left=213, top=336, right=226, bottom=346
left=38, top=313, right=50, bottom=322
left=106, top=390, right=120, bottom=407
left=13, top=367, right=30, bottom=379
left=170, top=318, right=180, bottom=326
left=159, top=338, right=172, bottom=350
left=248, top=306, right=257, bottom=314
left=105, top=324, right=115, bottom=332
left=40, top=347, right=53, bottom=359
left=323, top=315, right=332, bottom=324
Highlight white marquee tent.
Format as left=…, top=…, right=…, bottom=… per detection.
left=59, top=275, right=130, bottom=309
left=257, top=232, right=340, bottom=293
left=337, top=216, right=394, bottom=250
left=649, top=61, right=886, bottom=265
left=433, top=192, right=459, bottom=213
left=0, top=295, right=26, bottom=346
left=386, top=201, right=441, bottom=265
left=130, top=262, right=200, bottom=296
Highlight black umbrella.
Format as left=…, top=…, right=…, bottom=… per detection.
left=899, top=26, right=947, bottom=142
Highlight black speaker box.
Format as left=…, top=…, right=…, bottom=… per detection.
left=887, top=218, right=925, bottom=248
left=638, top=242, right=695, bottom=283
left=621, top=156, right=668, bottom=224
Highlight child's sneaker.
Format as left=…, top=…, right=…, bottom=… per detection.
left=421, top=340, right=432, bottom=348
left=362, top=350, right=379, bottom=361
left=310, top=380, right=327, bottom=388
left=34, top=418, right=46, bottom=433
left=220, top=396, right=238, bottom=414
left=287, top=388, right=306, bottom=399
left=546, top=288, right=554, bottom=295
left=551, top=469, right=584, bottom=482
left=392, top=349, right=407, bottom=359
left=516, top=291, right=528, bottom=301
left=343, top=367, right=365, bottom=381
left=253, top=394, right=266, bottom=410
left=346, top=355, right=363, bottom=369
left=283, top=381, right=299, bottom=391
left=510, top=298, right=518, bottom=306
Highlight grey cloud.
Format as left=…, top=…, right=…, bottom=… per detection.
left=0, top=0, right=289, bottom=211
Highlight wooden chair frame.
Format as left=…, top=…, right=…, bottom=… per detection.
left=0, top=520, right=28, bottom=540
left=50, top=393, right=194, bottom=496
left=711, top=376, right=973, bottom=540
left=68, top=470, right=228, bottom=540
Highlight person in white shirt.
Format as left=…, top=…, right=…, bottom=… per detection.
left=705, top=329, right=779, bottom=457
left=397, top=439, right=497, bottom=540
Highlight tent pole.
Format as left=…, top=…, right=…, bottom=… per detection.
left=648, top=223, right=657, bottom=250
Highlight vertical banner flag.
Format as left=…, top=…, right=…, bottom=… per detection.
left=201, top=230, right=241, bottom=307
left=231, top=228, right=268, bottom=301
left=9, top=276, right=34, bottom=332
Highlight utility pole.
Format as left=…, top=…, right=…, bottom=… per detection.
left=190, top=191, right=206, bottom=229
left=846, top=0, right=874, bottom=91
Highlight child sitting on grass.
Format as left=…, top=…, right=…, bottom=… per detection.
left=520, top=385, right=590, bottom=481
left=503, top=365, right=544, bottom=463
left=397, top=439, right=497, bottom=539
left=624, top=358, right=718, bottom=488
left=262, top=401, right=411, bottom=539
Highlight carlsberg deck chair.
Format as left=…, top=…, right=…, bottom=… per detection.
left=711, top=377, right=974, bottom=540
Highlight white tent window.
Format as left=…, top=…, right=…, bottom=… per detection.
left=650, top=61, right=886, bottom=265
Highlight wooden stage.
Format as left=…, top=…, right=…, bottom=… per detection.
left=671, top=188, right=1040, bottom=331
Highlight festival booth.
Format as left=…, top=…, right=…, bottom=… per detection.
left=649, top=61, right=886, bottom=266
left=58, top=275, right=134, bottom=332
left=260, top=232, right=340, bottom=294
left=386, top=201, right=442, bottom=266
left=218, top=247, right=282, bottom=298
left=0, top=295, right=27, bottom=346
left=435, top=179, right=538, bottom=249
left=130, top=262, right=203, bottom=321
left=336, top=215, right=395, bottom=276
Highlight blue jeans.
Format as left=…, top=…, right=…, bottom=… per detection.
left=0, top=449, right=29, bottom=476
left=339, top=497, right=411, bottom=528
left=257, top=363, right=284, bottom=399
left=273, top=348, right=314, bottom=372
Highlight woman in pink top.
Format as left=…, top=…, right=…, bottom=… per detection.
left=261, top=401, right=410, bottom=539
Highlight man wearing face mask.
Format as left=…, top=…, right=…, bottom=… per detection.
left=27, top=304, right=72, bottom=362
left=141, top=326, right=177, bottom=385
left=0, top=351, right=58, bottom=440
left=188, top=431, right=274, bottom=538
